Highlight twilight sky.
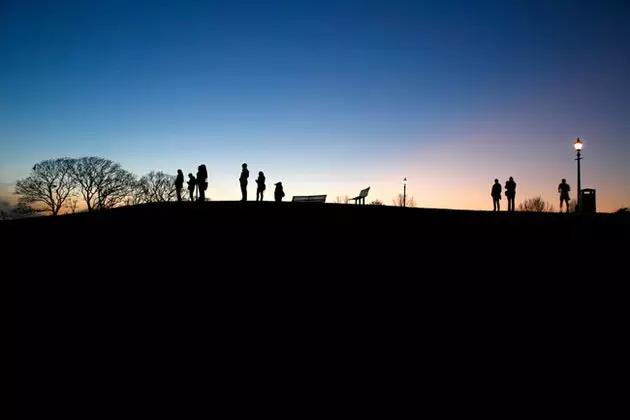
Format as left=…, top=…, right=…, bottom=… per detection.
left=1, top=0, right=629, bottom=211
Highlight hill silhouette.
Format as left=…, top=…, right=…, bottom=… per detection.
left=11, top=202, right=629, bottom=416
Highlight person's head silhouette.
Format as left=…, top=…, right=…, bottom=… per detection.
left=177, top=169, right=183, bottom=175
left=494, top=178, right=499, bottom=183
left=242, top=163, right=247, bottom=169
left=509, top=176, right=513, bottom=181
left=259, top=171, right=264, bottom=177
left=562, top=178, right=566, bottom=183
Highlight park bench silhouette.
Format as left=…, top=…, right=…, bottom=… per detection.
left=349, top=187, right=370, bottom=205
left=291, top=195, right=327, bottom=203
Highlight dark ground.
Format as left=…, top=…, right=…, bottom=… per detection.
left=9, top=202, right=629, bottom=416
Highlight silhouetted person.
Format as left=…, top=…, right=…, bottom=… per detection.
left=175, top=169, right=184, bottom=202
left=274, top=182, right=285, bottom=202
left=239, top=163, right=249, bottom=201
left=255, top=171, right=266, bottom=201
left=558, top=178, right=571, bottom=213
left=187, top=173, right=196, bottom=202
left=505, top=176, right=516, bottom=212
left=491, top=178, right=502, bottom=211
left=197, top=164, right=208, bottom=202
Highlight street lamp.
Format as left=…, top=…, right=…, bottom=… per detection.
left=403, top=177, right=407, bottom=208
left=574, top=138, right=583, bottom=212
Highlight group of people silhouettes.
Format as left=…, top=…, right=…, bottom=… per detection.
left=491, top=177, right=573, bottom=212
left=176, top=166, right=573, bottom=211
left=174, top=165, right=208, bottom=202
left=491, top=177, right=517, bottom=211
left=174, top=163, right=286, bottom=203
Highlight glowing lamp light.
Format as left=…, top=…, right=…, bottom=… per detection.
left=574, top=137, right=583, bottom=151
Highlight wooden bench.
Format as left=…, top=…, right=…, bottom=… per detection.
left=291, top=195, right=327, bottom=203
left=349, top=187, right=370, bottom=205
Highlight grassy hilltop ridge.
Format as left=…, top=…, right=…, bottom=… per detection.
left=13, top=202, right=628, bottom=416
left=10, top=201, right=628, bottom=308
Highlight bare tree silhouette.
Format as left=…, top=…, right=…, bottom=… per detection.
left=392, top=194, right=416, bottom=207
left=126, top=180, right=147, bottom=205
left=70, top=157, right=136, bottom=211
left=0, top=200, right=35, bottom=220
left=136, top=171, right=177, bottom=203
left=65, top=197, right=80, bottom=214
left=517, top=196, right=555, bottom=212
left=334, top=195, right=350, bottom=204
left=370, top=199, right=384, bottom=205
left=14, top=158, right=76, bottom=216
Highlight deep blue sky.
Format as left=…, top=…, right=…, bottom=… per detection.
left=1, top=0, right=629, bottom=210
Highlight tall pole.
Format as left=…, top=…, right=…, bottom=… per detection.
left=403, top=182, right=407, bottom=208
left=576, top=149, right=582, bottom=212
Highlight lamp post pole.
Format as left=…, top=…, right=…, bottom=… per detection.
left=403, top=177, right=407, bottom=208
left=574, top=138, right=583, bottom=212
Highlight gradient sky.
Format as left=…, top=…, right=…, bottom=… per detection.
left=1, top=0, right=629, bottom=211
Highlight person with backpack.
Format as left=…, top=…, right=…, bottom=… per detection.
left=255, top=171, right=266, bottom=201
left=197, top=164, right=208, bottom=202
left=187, top=173, right=196, bottom=202
left=505, top=176, right=517, bottom=212
left=558, top=178, right=571, bottom=213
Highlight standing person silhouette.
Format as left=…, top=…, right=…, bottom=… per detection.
left=274, top=182, right=285, bottom=202
left=175, top=169, right=184, bottom=202
left=239, top=163, right=249, bottom=202
left=197, top=164, right=208, bottom=202
left=558, top=178, right=571, bottom=213
left=491, top=179, right=502, bottom=211
left=255, top=171, right=266, bottom=201
left=505, top=176, right=517, bottom=212
left=187, top=173, right=196, bottom=202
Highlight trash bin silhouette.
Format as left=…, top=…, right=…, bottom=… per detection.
left=580, top=188, right=596, bottom=213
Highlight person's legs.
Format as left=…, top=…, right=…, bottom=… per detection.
left=241, top=183, right=247, bottom=201
left=176, top=188, right=181, bottom=202
left=493, top=198, right=498, bottom=211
